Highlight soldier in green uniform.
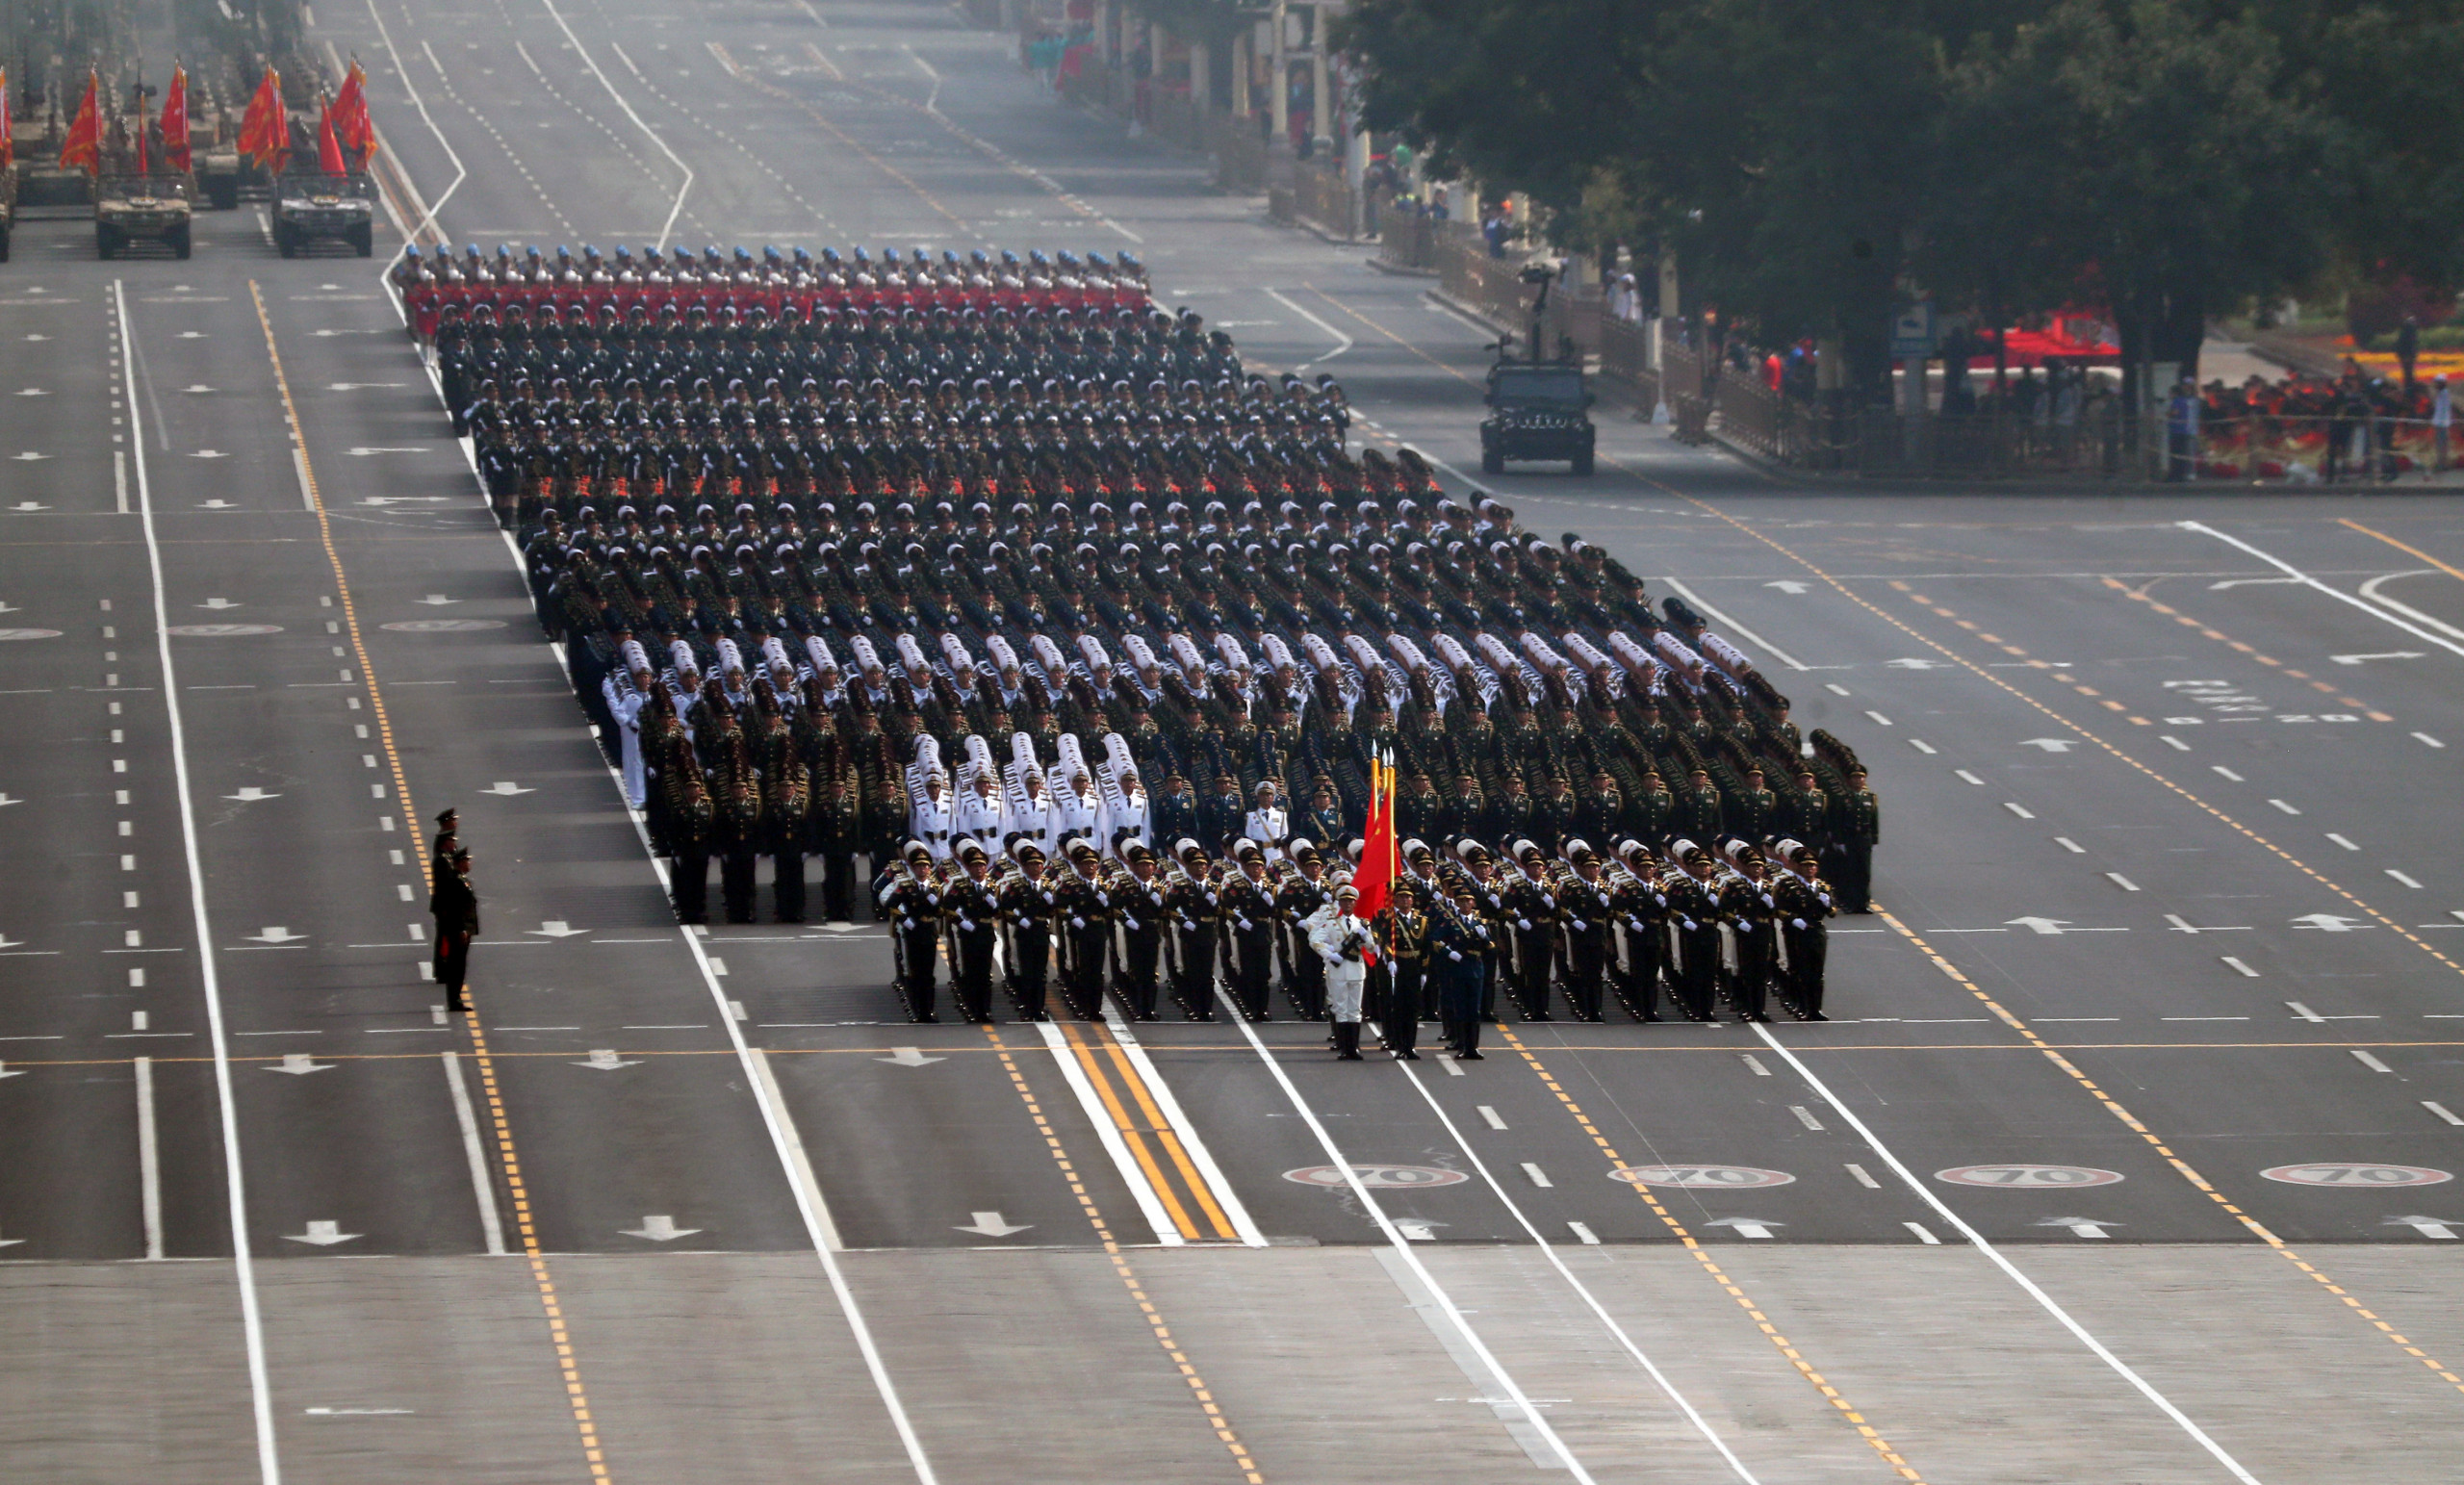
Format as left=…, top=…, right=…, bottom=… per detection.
left=1829, top=767, right=1878, bottom=912
left=946, top=841, right=1002, bottom=1023
left=1001, top=842, right=1058, bottom=1021
left=1560, top=842, right=1614, bottom=1022
left=1115, top=842, right=1169, bottom=1020
left=1166, top=840, right=1221, bottom=1021
left=1673, top=766, right=1724, bottom=842
left=1275, top=840, right=1330, bottom=1018
left=1052, top=838, right=1116, bottom=1017
left=1775, top=768, right=1829, bottom=857
left=1770, top=840, right=1835, bottom=1020
left=1382, top=882, right=1429, bottom=1059
left=879, top=842, right=945, bottom=1022
left=813, top=772, right=862, bottom=924
left=1438, top=884, right=1492, bottom=1059
left=1724, top=764, right=1777, bottom=842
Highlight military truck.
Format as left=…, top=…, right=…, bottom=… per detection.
left=1480, top=362, right=1597, bottom=474
left=1478, top=262, right=1597, bottom=474
left=272, top=169, right=372, bottom=256
left=96, top=175, right=195, bottom=259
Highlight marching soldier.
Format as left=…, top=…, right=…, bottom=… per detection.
left=1115, top=842, right=1169, bottom=1020
left=814, top=773, right=862, bottom=923
left=1776, top=768, right=1829, bottom=857
left=1501, top=840, right=1561, bottom=1020
left=1220, top=839, right=1278, bottom=1021
left=1001, top=841, right=1058, bottom=1020
left=1438, top=883, right=1491, bottom=1059
left=946, top=841, right=1002, bottom=1023
left=1771, top=841, right=1835, bottom=1020
left=879, top=841, right=945, bottom=1021
left=1383, top=882, right=1429, bottom=1059
left=1560, top=841, right=1614, bottom=1023
left=1305, top=883, right=1373, bottom=1060
left=1719, top=842, right=1778, bottom=1023
left=1662, top=841, right=1723, bottom=1022
left=1460, top=842, right=1511, bottom=1024
left=1724, top=764, right=1778, bottom=841
left=1166, top=839, right=1221, bottom=1020
left=1053, top=837, right=1116, bottom=1015
left=1610, top=841, right=1669, bottom=1022
left=764, top=735, right=811, bottom=923
left=1245, top=781, right=1289, bottom=860
left=1276, top=839, right=1331, bottom=1018
left=1830, top=767, right=1878, bottom=912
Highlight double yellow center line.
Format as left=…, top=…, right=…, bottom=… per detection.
left=1052, top=1017, right=1241, bottom=1242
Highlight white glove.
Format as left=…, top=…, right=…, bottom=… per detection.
left=1681, top=917, right=1698, bottom=932
left=1516, top=918, right=1533, bottom=932
left=1070, top=916, right=1086, bottom=930
left=1760, top=893, right=1776, bottom=909
left=1791, top=917, right=1808, bottom=931
left=1571, top=919, right=1588, bottom=933
left=1736, top=921, right=1754, bottom=934
left=1205, top=891, right=1219, bottom=905
left=1448, top=949, right=1463, bottom=961
left=958, top=917, right=975, bottom=932
left=1817, top=892, right=1833, bottom=907
left=1123, top=916, right=1140, bottom=931
left=1628, top=918, right=1645, bottom=933
left=1236, top=915, right=1252, bottom=932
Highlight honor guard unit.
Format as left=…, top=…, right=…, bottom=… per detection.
left=439, top=241, right=1878, bottom=1031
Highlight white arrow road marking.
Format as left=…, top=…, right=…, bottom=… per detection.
left=199, top=598, right=240, bottom=608
left=621, top=1215, right=702, bottom=1242
left=9, top=454, right=51, bottom=463
left=413, top=594, right=460, bottom=605
left=954, top=1211, right=1032, bottom=1238
left=1884, top=657, right=1943, bottom=669
left=527, top=920, right=586, bottom=937
left=479, top=781, right=533, bottom=796
left=0, top=794, right=17, bottom=808
left=224, top=786, right=280, bottom=802
left=2038, top=1217, right=2118, bottom=1239
left=9, top=502, right=50, bottom=513
left=1394, top=1218, right=1441, bottom=1242
left=174, top=331, right=207, bottom=340
left=2002, top=917, right=2128, bottom=935
left=191, top=449, right=231, bottom=459
left=2164, top=914, right=2250, bottom=934
left=327, top=382, right=408, bottom=391
left=245, top=927, right=305, bottom=944
left=0, top=1228, right=24, bottom=1248
left=346, top=447, right=427, bottom=455
left=266, top=1053, right=334, bottom=1075
left=2331, top=652, right=2424, bottom=665
left=876, top=1046, right=944, bottom=1066
left=2388, top=1216, right=2459, bottom=1240
left=577, top=1049, right=641, bottom=1070
left=182, top=384, right=216, bottom=394
left=198, top=499, right=237, bottom=509
left=1764, top=579, right=1810, bottom=594
left=1704, top=1217, right=1780, bottom=1240
left=2291, top=914, right=2364, bottom=933
left=360, top=496, right=454, bottom=506
left=311, top=329, right=384, bottom=337
left=0, top=1062, right=27, bottom=1079
left=14, top=388, right=48, bottom=397
left=2020, top=738, right=2077, bottom=752
left=283, top=1220, right=361, bottom=1245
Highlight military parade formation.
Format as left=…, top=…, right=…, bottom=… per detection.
left=432, top=241, right=1881, bottom=1048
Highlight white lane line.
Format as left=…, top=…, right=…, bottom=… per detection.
left=1097, top=1005, right=1265, bottom=1245
left=2268, top=798, right=2301, bottom=815
left=2004, top=801, right=2034, bottom=818
left=1477, top=1104, right=1508, bottom=1130
left=1566, top=1220, right=1601, bottom=1244
left=2180, top=521, right=2464, bottom=660
left=1264, top=288, right=1353, bottom=373
left=368, top=0, right=466, bottom=262
left=2415, top=732, right=2445, bottom=749
left=2161, top=734, right=2191, bottom=751
left=1521, top=1162, right=1553, bottom=1188
left=1035, top=1019, right=1185, bottom=1246
left=2288, top=1001, right=2326, bottom=1022
left=2054, top=836, right=2085, bottom=853
left=476, top=525, right=934, bottom=1480
left=1909, top=738, right=1937, bottom=754
left=122, top=277, right=283, bottom=1485
left=2426, top=1102, right=2464, bottom=1127
left=1753, top=1022, right=2264, bottom=1485
left=1232, top=1019, right=1618, bottom=1484
left=2351, top=1050, right=2394, bottom=1074
left=1387, top=1046, right=1763, bottom=1483
left=536, top=0, right=694, bottom=249
left=2327, top=833, right=2359, bottom=851
left=136, top=1055, right=163, bottom=1260
left=1954, top=769, right=1984, bottom=785
left=1788, top=1105, right=1825, bottom=1131
left=441, top=1051, right=507, bottom=1256
left=2388, top=870, right=2425, bottom=890
left=2221, top=958, right=2261, bottom=978
left=2107, top=873, right=2141, bottom=891
left=748, top=1048, right=845, bottom=1251
left=1845, top=1163, right=1880, bottom=1189
left=1903, top=1221, right=1940, bottom=1244
left=1657, top=576, right=1810, bottom=672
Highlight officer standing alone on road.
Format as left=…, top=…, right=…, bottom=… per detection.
left=429, top=843, right=479, bottom=1013
left=1308, top=883, right=1372, bottom=1061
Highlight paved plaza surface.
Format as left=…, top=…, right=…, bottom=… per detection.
left=4, top=2, right=2463, bottom=1478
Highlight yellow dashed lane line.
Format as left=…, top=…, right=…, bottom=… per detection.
left=253, top=281, right=613, bottom=1479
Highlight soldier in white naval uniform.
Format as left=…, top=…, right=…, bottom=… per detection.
left=1245, top=781, right=1289, bottom=862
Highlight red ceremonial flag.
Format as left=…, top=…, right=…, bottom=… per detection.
left=237, top=65, right=284, bottom=170
left=58, top=69, right=100, bottom=176
left=315, top=100, right=346, bottom=175
left=161, top=63, right=191, bottom=172
left=1353, top=747, right=1396, bottom=923
left=332, top=57, right=372, bottom=166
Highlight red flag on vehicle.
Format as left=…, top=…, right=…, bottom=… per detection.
left=238, top=66, right=286, bottom=171
left=161, top=63, right=192, bottom=172
left=316, top=99, right=346, bottom=175
left=0, top=70, right=14, bottom=174
left=331, top=57, right=372, bottom=167
left=58, top=69, right=100, bottom=175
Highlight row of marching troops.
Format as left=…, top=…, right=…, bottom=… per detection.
left=872, top=769, right=1839, bottom=1043
left=398, top=243, right=1156, bottom=332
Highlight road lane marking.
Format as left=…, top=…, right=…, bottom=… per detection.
left=441, top=1052, right=507, bottom=1256
left=1039, top=1018, right=1192, bottom=1245
left=1491, top=1026, right=1921, bottom=1479
left=1093, top=1008, right=1261, bottom=1243
left=122, top=276, right=284, bottom=1485
left=135, top=1055, right=163, bottom=1260
left=984, top=1028, right=1261, bottom=1482
left=1236, top=1021, right=1620, bottom=1481
left=252, top=281, right=612, bottom=1479
left=1751, top=1018, right=2261, bottom=1484
left=2182, top=521, right=2464, bottom=659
